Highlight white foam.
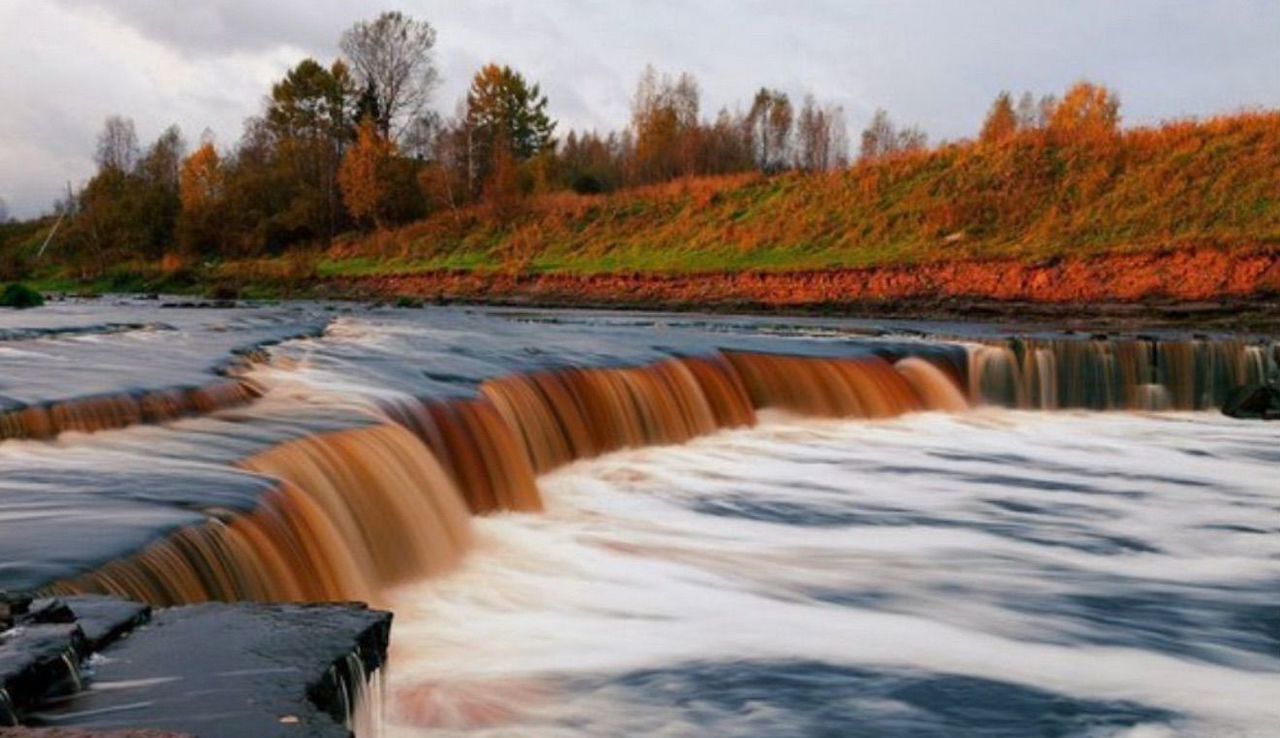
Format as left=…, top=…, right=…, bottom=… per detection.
left=385, top=411, right=1280, bottom=737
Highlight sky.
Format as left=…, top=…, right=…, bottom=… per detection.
left=1, top=0, right=1278, bottom=218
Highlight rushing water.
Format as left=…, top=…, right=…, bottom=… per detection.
left=1, top=299, right=1278, bottom=736
left=384, top=411, right=1280, bottom=738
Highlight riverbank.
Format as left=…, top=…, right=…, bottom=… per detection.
left=320, top=245, right=1280, bottom=330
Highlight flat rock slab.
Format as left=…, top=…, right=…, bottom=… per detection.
left=27, top=603, right=390, bottom=738
left=2, top=596, right=151, bottom=726
left=49, top=600, right=148, bottom=653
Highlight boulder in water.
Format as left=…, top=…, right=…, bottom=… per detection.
left=1222, top=384, right=1280, bottom=420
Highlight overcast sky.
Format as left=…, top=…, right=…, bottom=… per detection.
left=2, top=0, right=1278, bottom=217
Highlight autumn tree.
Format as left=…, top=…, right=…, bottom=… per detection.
left=177, top=141, right=226, bottom=256
left=339, top=119, right=398, bottom=228
left=464, top=63, right=556, bottom=196
left=631, top=66, right=701, bottom=183
left=61, top=118, right=187, bottom=271
left=745, top=88, right=794, bottom=173
left=340, top=12, right=439, bottom=140
left=1049, top=81, right=1121, bottom=139
left=980, top=92, right=1018, bottom=143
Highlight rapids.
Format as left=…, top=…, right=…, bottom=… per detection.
left=384, top=411, right=1280, bottom=738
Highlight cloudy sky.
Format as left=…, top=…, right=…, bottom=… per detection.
left=1, top=0, right=1278, bottom=217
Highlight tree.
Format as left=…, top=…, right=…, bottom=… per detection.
left=177, top=142, right=225, bottom=255
left=1015, top=92, right=1039, bottom=129
left=746, top=88, right=793, bottom=172
left=558, top=129, right=629, bottom=194
left=267, top=59, right=354, bottom=142
left=859, top=109, right=896, bottom=161
left=1049, top=82, right=1120, bottom=139
left=339, top=12, right=439, bottom=140
left=980, top=92, right=1018, bottom=143
left=0, top=196, right=9, bottom=224
left=339, top=119, right=398, bottom=228
left=133, top=125, right=186, bottom=256
left=266, top=58, right=356, bottom=242
left=795, top=96, right=848, bottom=172
left=95, top=115, right=139, bottom=172
left=631, top=65, right=701, bottom=182
left=466, top=64, right=556, bottom=161
left=860, top=109, right=927, bottom=162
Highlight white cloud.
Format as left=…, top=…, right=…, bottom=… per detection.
left=1, top=0, right=1278, bottom=217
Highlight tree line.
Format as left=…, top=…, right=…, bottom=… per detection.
left=45, top=11, right=1123, bottom=275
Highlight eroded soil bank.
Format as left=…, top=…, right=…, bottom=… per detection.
left=343, top=247, right=1280, bottom=326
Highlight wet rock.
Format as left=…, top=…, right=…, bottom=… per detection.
left=0, top=624, right=88, bottom=725
left=1, top=594, right=32, bottom=632
left=2, top=596, right=152, bottom=727
left=54, top=599, right=149, bottom=652
left=29, top=603, right=390, bottom=738
left=21, top=602, right=73, bottom=627
left=1222, top=384, right=1280, bottom=420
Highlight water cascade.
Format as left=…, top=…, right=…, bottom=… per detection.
left=380, top=397, right=543, bottom=514
left=966, top=337, right=1278, bottom=410
left=47, top=424, right=472, bottom=606
left=725, top=351, right=934, bottom=418
left=31, top=337, right=1277, bottom=612
left=479, top=356, right=753, bottom=474
left=0, top=380, right=260, bottom=441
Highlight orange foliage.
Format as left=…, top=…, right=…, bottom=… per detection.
left=179, top=143, right=223, bottom=212
left=339, top=119, right=398, bottom=228
left=1049, top=81, right=1121, bottom=140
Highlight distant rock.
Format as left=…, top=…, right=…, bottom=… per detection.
left=1222, top=384, right=1280, bottom=420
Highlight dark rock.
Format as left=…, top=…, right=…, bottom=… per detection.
left=1, top=597, right=151, bottom=727
left=22, top=602, right=74, bottom=627
left=57, top=599, right=149, bottom=652
left=28, top=603, right=390, bottom=738
left=0, top=625, right=88, bottom=725
left=1222, top=384, right=1280, bottom=420
left=1, top=594, right=32, bottom=632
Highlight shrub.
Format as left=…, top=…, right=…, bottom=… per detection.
left=1, top=283, right=45, bottom=309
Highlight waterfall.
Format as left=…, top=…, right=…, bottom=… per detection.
left=965, top=337, right=1278, bottom=410
left=0, top=380, right=260, bottom=441
left=48, top=424, right=472, bottom=606
left=38, top=337, right=1275, bottom=610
